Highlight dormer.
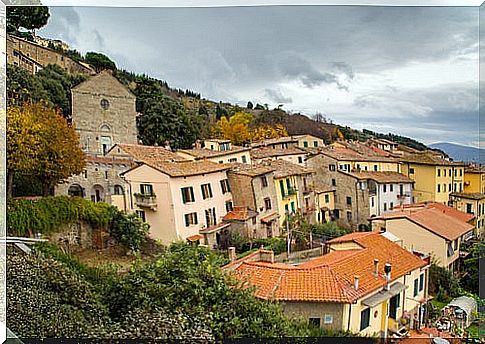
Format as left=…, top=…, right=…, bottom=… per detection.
left=203, top=139, right=232, bottom=152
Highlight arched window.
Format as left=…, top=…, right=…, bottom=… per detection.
left=68, top=184, right=83, bottom=197
left=100, top=124, right=111, bottom=132
left=114, top=185, right=123, bottom=195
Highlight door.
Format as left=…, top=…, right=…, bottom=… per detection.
left=100, top=136, right=112, bottom=155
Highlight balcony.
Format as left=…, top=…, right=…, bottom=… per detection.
left=134, top=193, right=157, bottom=210
left=282, top=187, right=297, bottom=198
left=397, top=193, right=411, bottom=199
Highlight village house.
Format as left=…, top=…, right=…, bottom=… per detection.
left=120, top=157, right=234, bottom=246
left=55, top=70, right=139, bottom=202
left=249, top=136, right=299, bottom=150
left=449, top=192, right=485, bottom=238
left=224, top=232, right=430, bottom=338
left=293, top=134, right=325, bottom=149
left=261, top=160, right=316, bottom=226
left=463, top=165, right=485, bottom=194
left=347, top=171, right=414, bottom=217
left=399, top=154, right=465, bottom=204
left=370, top=203, right=474, bottom=271
left=176, top=139, right=252, bottom=164
left=314, top=186, right=336, bottom=224
left=226, top=163, right=280, bottom=238
left=367, top=139, right=399, bottom=152
left=250, top=146, right=308, bottom=166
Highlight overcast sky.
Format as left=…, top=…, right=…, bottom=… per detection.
left=38, top=5, right=479, bottom=147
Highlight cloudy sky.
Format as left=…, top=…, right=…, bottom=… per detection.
left=38, top=5, right=479, bottom=147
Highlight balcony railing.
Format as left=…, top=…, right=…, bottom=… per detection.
left=282, top=187, right=297, bottom=198
left=134, top=193, right=157, bottom=210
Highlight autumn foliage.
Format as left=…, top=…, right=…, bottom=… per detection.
left=213, top=111, right=288, bottom=145
left=7, top=103, right=85, bottom=196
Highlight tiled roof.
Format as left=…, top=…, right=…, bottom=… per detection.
left=227, top=162, right=275, bottom=177
left=465, top=166, right=485, bottom=173
left=348, top=171, right=414, bottom=184
left=229, top=232, right=427, bottom=303
left=319, top=146, right=397, bottom=162
left=144, top=159, right=231, bottom=177
left=394, top=202, right=474, bottom=223
left=398, top=152, right=463, bottom=166
left=376, top=208, right=474, bottom=241
left=178, top=145, right=250, bottom=158
left=250, top=136, right=298, bottom=148
left=110, top=143, right=187, bottom=163
left=250, top=147, right=307, bottom=159
left=256, top=159, right=314, bottom=178
left=450, top=192, right=485, bottom=200
left=85, top=154, right=136, bottom=166
left=223, top=207, right=258, bottom=221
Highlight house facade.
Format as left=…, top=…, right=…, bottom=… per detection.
left=449, top=192, right=485, bottom=238
left=249, top=136, right=299, bottom=150
left=224, top=232, right=429, bottom=338
left=177, top=139, right=252, bottom=164
left=293, top=134, right=325, bottom=149
left=250, top=146, right=308, bottom=166
left=121, top=160, right=233, bottom=246
left=463, top=166, right=485, bottom=194
left=314, top=187, right=336, bottom=224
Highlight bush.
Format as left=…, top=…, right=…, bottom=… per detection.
left=311, top=222, right=352, bottom=240
left=429, top=263, right=460, bottom=302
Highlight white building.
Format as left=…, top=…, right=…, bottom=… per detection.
left=177, top=139, right=252, bottom=164
left=349, top=172, right=414, bottom=217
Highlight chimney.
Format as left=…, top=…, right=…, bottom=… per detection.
left=354, top=276, right=359, bottom=290
left=228, top=247, right=236, bottom=262
left=373, top=259, right=379, bottom=277
left=384, top=263, right=392, bottom=290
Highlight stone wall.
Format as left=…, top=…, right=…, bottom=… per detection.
left=49, top=220, right=110, bottom=250
left=7, top=34, right=94, bottom=75
left=282, top=301, right=346, bottom=331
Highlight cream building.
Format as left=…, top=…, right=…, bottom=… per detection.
left=449, top=192, right=485, bottom=238
left=293, top=134, right=325, bottom=149
left=224, top=232, right=430, bottom=338
left=121, top=158, right=233, bottom=246
left=177, top=139, right=251, bottom=164
left=250, top=146, right=308, bottom=166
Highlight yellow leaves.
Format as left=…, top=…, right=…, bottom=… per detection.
left=213, top=111, right=288, bottom=146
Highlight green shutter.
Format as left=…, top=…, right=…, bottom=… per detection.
left=280, top=180, right=285, bottom=196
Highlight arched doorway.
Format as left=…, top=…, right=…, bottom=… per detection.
left=91, top=185, right=104, bottom=203
left=113, top=184, right=124, bottom=195
left=68, top=184, right=83, bottom=197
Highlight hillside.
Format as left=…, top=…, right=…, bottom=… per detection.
left=428, top=142, right=484, bottom=164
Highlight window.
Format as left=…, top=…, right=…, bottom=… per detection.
left=228, top=158, right=237, bottom=163
left=383, top=184, right=387, bottom=193
left=384, top=203, right=387, bottom=211
left=360, top=308, right=370, bottom=331
left=466, top=203, right=473, bottom=214
left=135, top=210, right=146, bottom=222
left=413, top=278, right=419, bottom=297
left=324, top=314, right=333, bottom=324
left=303, top=141, right=308, bottom=148
left=184, top=212, right=198, bottom=227
left=280, top=180, right=285, bottom=196
left=454, top=169, right=457, bottom=177
left=114, top=185, right=123, bottom=195
left=453, top=239, right=458, bottom=250
left=324, top=194, right=330, bottom=203
left=201, top=183, right=213, bottom=199
left=438, top=169, right=441, bottom=177
left=449, top=169, right=452, bottom=176
left=390, top=202, right=394, bottom=209
left=291, top=202, right=296, bottom=213
left=83, top=170, right=87, bottom=178
left=100, top=98, right=110, bottom=110
left=347, top=211, right=352, bottom=221
left=105, top=171, right=109, bottom=179
left=410, top=168, right=415, bottom=174
left=332, top=179, right=336, bottom=186
left=389, top=294, right=400, bottom=319
left=374, top=165, right=378, bottom=171
left=437, top=184, right=441, bottom=193
left=390, top=184, right=393, bottom=192
left=241, top=155, right=247, bottom=164
left=225, top=201, right=233, bottom=212
left=309, top=318, right=320, bottom=327
left=181, top=187, right=195, bottom=203
left=447, top=242, right=454, bottom=257
left=140, top=184, right=154, bottom=195
left=298, top=156, right=303, bottom=164
left=346, top=196, right=352, bottom=206
left=329, top=164, right=336, bottom=171
left=285, top=204, right=289, bottom=214
left=261, top=176, right=268, bottom=187
left=371, top=197, right=374, bottom=207
left=448, top=183, right=452, bottom=192
left=205, top=208, right=217, bottom=227
left=459, top=183, right=463, bottom=192
left=264, top=198, right=272, bottom=210
left=419, top=273, right=424, bottom=292
left=220, top=179, right=230, bottom=194
left=334, top=209, right=340, bottom=219
left=460, top=169, right=463, bottom=177
left=313, top=141, right=318, bottom=147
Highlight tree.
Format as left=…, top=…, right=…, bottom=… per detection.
left=85, top=52, right=117, bottom=73
left=247, top=101, right=253, bottom=109
left=7, top=6, right=50, bottom=33
left=249, top=123, right=288, bottom=141
left=461, top=242, right=483, bottom=295
left=428, top=263, right=461, bottom=301
left=213, top=111, right=253, bottom=145
left=7, top=64, right=48, bottom=107
left=7, top=103, right=85, bottom=196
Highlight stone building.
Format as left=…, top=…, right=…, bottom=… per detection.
left=6, top=34, right=95, bottom=75
left=71, top=70, right=138, bottom=155
left=227, top=163, right=280, bottom=238
left=307, top=153, right=370, bottom=230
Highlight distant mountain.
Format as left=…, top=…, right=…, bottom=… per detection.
left=428, top=142, right=484, bottom=164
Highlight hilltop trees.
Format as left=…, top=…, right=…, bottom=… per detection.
left=7, top=6, right=50, bottom=33
left=7, top=103, right=85, bottom=197
left=85, top=52, right=117, bottom=73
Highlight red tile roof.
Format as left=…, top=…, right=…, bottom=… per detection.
left=229, top=232, right=427, bottom=303
left=393, top=202, right=474, bottom=223
left=223, top=207, right=258, bottom=221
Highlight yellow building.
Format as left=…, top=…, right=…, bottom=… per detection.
left=464, top=166, right=485, bottom=194
left=314, top=187, right=336, bottom=223
left=399, top=155, right=465, bottom=204
left=224, top=232, right=430, bottom=338
left=449, top=192, right=485, bottom=238
left=259, top=160, right=315, bottom=227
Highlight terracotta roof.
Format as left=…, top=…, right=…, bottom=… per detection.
left=223, top=207, right=258, bottom=221
left=319, top=146, right=397, bottom=163
left=228, top=232, right=427, bottom=303
left=250, top=147, right=307, bottom=159
left=85, top=154, right=136, bottom=166
left=187, top=234, right=203, bottom=242
left=375, top=208, right=474, bottom=241
left=394, top=202, right=474, bottom=223
left=227, top=162, right=275, bottom=177
left=348, top=171, right=414, bottom=184
left=260, top=212, right=280, bottom=223
left=178, top=145, right=250, bottom=159
left=250, top=136, right=298, bottom=148
left=450, top=192, right=485, bottom=200
left=109, top=143, right=187, bottom=163
left=147, top=159, right=231, bottom=177
left=256, top=159, right=314, bottom=178
left=464, top=166, right=485, bottom=173
left=399, top=152, right=464, bottom=166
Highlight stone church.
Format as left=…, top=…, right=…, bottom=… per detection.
left=55, top=70, right=138, bottom=209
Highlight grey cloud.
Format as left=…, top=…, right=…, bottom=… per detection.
left=331, top=62, right=355, bottom=80
left=264, top=88, right=292, bottom=104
